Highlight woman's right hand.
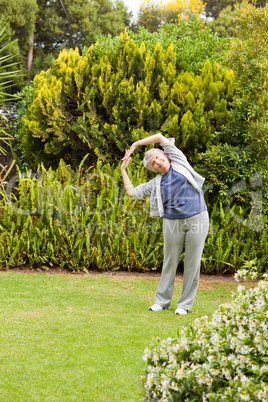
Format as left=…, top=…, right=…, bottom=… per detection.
left=121, top=149, right=131, bottom=170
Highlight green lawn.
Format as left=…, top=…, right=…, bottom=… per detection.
left=0, top=270, right=239, bottom=401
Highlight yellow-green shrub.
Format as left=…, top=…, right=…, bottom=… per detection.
left=18, top=29, right=234, bottom=168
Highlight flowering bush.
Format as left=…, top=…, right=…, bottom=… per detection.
left=143, top=274, right=268, bottom=401
left=140, top=0, right=205, bottom=28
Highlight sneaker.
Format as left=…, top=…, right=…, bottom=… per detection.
left=175, top=307, right=187, bottom=315
left=148, top=304, right=163, bottom=311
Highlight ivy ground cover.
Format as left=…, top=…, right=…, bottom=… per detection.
left=0, top=270, right=239, bottom=401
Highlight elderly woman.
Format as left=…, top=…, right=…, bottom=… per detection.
left=121, top=133, right=209, bottom=315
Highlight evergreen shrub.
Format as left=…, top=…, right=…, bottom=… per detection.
left=17, top=22, right=234, bottom=168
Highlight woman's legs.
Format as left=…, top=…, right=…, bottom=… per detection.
left=154, top=219, right=186, bottom=308
left=154, top=211, right=209, bottom=311
left=176, top=210, right=209, bottom=311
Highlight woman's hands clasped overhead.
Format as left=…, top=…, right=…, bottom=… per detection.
left=121, top=141, right=139, bottom=170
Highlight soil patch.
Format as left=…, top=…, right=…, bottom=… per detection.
left=0, top=265, right=256, bottom=284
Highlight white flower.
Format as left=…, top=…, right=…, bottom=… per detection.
left=222, top=368, right=232, bottom=380
left=143, top=347, right=152, bottom=362
left=175, top=368, right=184, bottom=380
left=240, top=394, right=250, bottom=401
left=180, top=335, right=189, bottom=350
left=146, top=372, right=155, bottom=388
left=152, top=352, right=159, bottom=364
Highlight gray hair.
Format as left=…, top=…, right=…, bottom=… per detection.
left=143, top=148, right=165, bottom=172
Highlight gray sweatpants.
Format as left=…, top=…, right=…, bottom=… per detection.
left=155, top=210, right=209, bottom=311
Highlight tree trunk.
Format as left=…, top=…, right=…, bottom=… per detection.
left=27, top=32, right=34, bottom=72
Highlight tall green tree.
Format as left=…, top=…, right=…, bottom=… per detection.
left=208, top=2, right=245, bottom=37
left=34, top=0, right=95, bottom=54
left=0, top=0, right=38, bottom=54
left=34, top=0, right=131, bottom=53
left=0, top=0, right=38, bottom=77
left=85, top=0, right=131, bottom=44
left=0, top=0, right=131, bottom=86
left=204, top=0, right=266, bottom=19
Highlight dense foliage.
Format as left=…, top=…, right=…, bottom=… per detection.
left=1, top=3, right=268, bottom=277
left=17, top=21, right=233, bottom=168
left=199, top=2, right=268, bottom=212
left=34, top=0, right=131, bottom=53
left=136, top=0, right=267, bottom=38
left=0, top=160, right=267, bottom=273
left=143, top=277, right=268, bottom=401
left=205, top=0, right=267, bottom=38
left=0, top=0, right=37, bottom=64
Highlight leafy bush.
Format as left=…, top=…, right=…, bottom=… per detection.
left=17, top=23, right=234, bottom=168
left=198, top=143, right=268, bottom=224
left=143, top=277, right=268, bottom=401
left=199, top=3, right=268, bottom=208
left=224, top=3, right=268, bottom=152
left=99, top=18, right=230, bottom=74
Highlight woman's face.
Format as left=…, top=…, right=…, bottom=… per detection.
left=149, top=153, right=170, bottom=173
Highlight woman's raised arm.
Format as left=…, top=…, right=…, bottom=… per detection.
left=128, top=133, right=168, bottom=156
left=121, top=133, right=168, bottom=196
left=120, top=149, right=134, bottom=197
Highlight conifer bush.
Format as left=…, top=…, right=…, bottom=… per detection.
left=17, top=22, right=234, bottom=168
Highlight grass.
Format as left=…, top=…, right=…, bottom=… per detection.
left=0, top=270, right=241, bottom=401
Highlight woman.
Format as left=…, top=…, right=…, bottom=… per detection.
left=121, top=133, right=209, bottom=315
